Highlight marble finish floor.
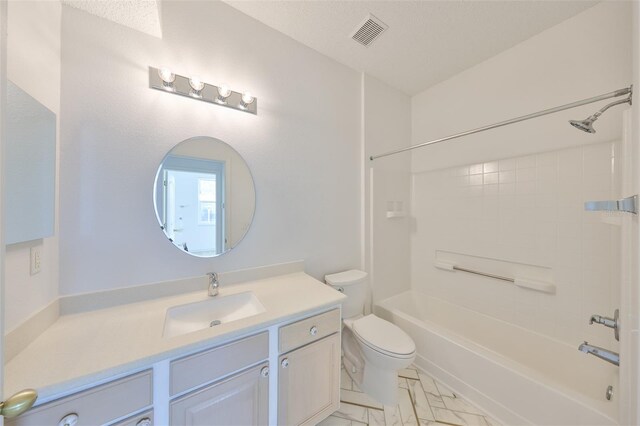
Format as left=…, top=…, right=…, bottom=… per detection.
left=318, top=365, right=500, bottom=426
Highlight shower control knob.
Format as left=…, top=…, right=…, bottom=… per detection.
left=260, top=366, right=269, bottom=377
left=281, top=358, right=289, bottom=368
left=310, top=326, right=318, bottom=336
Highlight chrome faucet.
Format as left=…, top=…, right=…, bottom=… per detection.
left=207, top=272, right=219, bottom=297
left=578, top=342, right=619, bottom=366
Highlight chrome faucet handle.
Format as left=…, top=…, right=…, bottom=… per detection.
left=207, top=272, right=219, bottom=297
left=589, top=309, right=619, bottom=341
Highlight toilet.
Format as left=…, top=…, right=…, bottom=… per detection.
left=325, top=270, right=416, bottom=405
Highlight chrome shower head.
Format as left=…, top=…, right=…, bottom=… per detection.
left=569, top=95, right=632, bottom=134
left=569, top=116, right=597, bottom=133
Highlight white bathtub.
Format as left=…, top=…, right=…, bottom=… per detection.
left=375, top=291, right=619, bottom=425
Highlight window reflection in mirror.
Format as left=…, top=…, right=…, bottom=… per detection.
left=153, top=137, right=255, bottom=258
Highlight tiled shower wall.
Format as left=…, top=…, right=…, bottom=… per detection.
left=411, top=141, right=621, bottom=350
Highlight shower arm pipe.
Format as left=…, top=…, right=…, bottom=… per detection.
left=369, top=86, right=632, bottom=161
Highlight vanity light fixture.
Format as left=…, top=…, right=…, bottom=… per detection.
left=189, top=76, right=205, bottom=98
left=148, top=66, right=257, bottom=115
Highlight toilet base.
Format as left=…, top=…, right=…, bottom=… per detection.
left=342, top=326, right=413, bottom=406
left=360, top=366, right=399, bottom=405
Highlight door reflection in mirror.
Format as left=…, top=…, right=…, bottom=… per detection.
left=153, top=137, right=255, bottom=258
left=160, top=156, right=224, bottom=256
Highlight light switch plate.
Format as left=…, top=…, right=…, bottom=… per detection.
left=30, top=247, right=42, bottom=275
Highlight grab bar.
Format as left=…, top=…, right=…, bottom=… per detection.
left=435, top=261, right=555, bottom=294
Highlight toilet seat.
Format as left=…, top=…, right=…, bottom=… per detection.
left=351, top=315, right=416, bottom=359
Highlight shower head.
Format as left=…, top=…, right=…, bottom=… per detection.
left=569, top=116, right=597, bottom=133
left=569, top=95, right=632, bottom=134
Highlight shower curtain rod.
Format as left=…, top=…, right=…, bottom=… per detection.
left=369, top=85, right=633, bottom=161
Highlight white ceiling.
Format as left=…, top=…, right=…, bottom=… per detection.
left=223, top=0, right=598, bottom=95
left=62, top=0, right=162, bottom=38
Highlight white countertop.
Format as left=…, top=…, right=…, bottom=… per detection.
left=5, top=272, right=345, bottom=402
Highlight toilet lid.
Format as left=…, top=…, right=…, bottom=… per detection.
left=352, top=315, right=415, bottom=357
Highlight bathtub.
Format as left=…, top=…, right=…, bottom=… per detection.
left=375, top=291, right=619, bottom=426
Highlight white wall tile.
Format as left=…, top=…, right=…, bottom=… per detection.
left=411, top=141, right=620, bottom=347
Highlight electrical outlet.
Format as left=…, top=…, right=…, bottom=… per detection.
left=30, top=247, right=42, bottom=275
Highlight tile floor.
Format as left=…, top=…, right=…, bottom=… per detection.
left=318, top=365, right=500, bottom=426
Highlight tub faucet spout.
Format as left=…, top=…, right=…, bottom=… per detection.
left=578, top=341, right=619, bottom=366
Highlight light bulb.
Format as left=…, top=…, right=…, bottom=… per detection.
left=216, top=84, right=232, bottom=104
left=217, top=85, right=231, bottom=98
left=241, top=92, right=255, bottom=105
left=158, top=68, right=175, bottom=84
left=189, top=76, right=204, bottom=92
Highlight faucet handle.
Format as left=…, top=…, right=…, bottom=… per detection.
left=589, top=309, right=619, bottom=341
left=207, top=272, right=218, bottom=283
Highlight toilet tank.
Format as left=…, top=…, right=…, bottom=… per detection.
left=325, top=270, right=368, bottom=319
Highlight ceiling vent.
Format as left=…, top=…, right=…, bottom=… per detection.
left=351, top=14, right=388, bottom=47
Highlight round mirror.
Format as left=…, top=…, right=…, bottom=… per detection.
left=153, top=136, right=255, bottom=257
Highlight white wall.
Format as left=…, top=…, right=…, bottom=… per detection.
left=411, top=2, right=631, bottom=173
left=5, top=1, right=60, bottom=331
left=363, top=74, right=411, bottom=304
left=59, top=1, right=361, bottom=295
left=408, top=1, right=630, bottom=352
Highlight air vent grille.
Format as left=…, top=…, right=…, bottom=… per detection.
left=351, top=14, right=388, bottom=47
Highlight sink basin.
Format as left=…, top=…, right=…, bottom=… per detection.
left=163, top=292, right=266, bottom=338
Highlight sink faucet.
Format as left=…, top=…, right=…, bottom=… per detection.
left=578, top=341, right=619, bottom=366
left=207, top=272, right=219, bottom=297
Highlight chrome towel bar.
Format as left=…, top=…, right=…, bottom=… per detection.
left=435, top=260, right=555, bottom=294
left=451, top=266, right=513, bottom=283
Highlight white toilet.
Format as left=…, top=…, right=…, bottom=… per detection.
left=325, top=270, right=416, bottom=405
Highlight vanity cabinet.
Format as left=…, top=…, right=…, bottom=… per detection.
left=277, top=310, right=341, bottom=426
left=8, top=307, right=342, bottom=426
left=6, top=370, right=153, bottom=426
left=170, top=362, right=269, bottom=425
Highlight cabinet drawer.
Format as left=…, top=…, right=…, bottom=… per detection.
left=7, top=370, right=152, bottom=426
left=111, top=409, right=153, bottom=426
left=170, top=332, right=268, bottom=396
left=279, top=309, right=340, bottom=354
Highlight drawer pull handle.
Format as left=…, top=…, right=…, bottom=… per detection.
left=0, top=389, right=38, bottom=419
left=310, top=326, right=318, bottom=336
left=59, top=413, right=79, bottom=426
left=261, top=366, right=270, bottom=377
left=136, top=417, right=152, bottom=426
left=281, top=358, right=290, bottom=368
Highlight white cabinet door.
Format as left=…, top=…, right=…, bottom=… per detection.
left=278, top=333, right=340, bottom=426
left=170, top=363, right=269, bottom=426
